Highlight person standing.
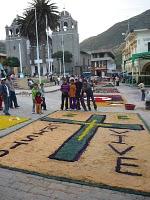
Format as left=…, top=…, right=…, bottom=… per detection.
left=31, top=83, right=39, bottom=113
left=0, top=94, right=3, bottom=110
left=145, top=90, right=150, bottom=110
left=35, top=92, right=43, bottom=114
left=75, top=78, right=87, bottom=111
left=69, top=78, right=76, bottom=110
left=138, top=82, right=145, bottom=101
left=57, top=76, right=61, bottom=85
left=0, top=70, right=6, bottom=78
left=115, top=76, right=120, bottom=86
left=0, top=77, right=10, bottom=115
left=82, top=79, right=97, bottom=111
left=60, top=78, right=70, bottom=110
left=6, top=75, right=19, bottom=108
left=40, top=83, right=47, bottom=110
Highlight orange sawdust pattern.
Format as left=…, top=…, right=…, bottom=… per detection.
left=0, top=111, right=150, bottom=194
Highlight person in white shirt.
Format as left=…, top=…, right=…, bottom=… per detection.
left=57, top=76, right=61, bottom=85
left=138, top=82, right=145, bottom=101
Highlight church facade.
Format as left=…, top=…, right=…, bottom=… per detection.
left=52, top=10, right=80, bottom=75
left=5, top=10, right=80, bottom=77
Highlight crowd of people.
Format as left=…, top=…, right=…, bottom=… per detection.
left=60, top=77, right=97, bottom=111
left=0, top=70, right=150, bottom=116
left=0, top=75, right=19, bottom=115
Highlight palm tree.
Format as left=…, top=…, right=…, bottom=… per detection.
left=18, top=0, right=59, bottom=43
left=17, top=0, right=60, bottom=63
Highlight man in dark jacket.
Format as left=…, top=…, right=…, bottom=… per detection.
left=75, top=78, right=87, bottom=111
left=6, top=75, right=19, bottom=108
left=60, top=78, right=70, bottom=110
left=82, top=79, right=97, bottom=111
left=0, top=77, right=10, bottom=115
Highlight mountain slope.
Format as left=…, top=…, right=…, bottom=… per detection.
left=80, top=9, right=150, bottom=51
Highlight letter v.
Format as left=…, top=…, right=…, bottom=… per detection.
left=108, top=144, right=134, bottom=155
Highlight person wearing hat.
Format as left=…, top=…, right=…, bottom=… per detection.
left=0, top=77, right=11, bottom=115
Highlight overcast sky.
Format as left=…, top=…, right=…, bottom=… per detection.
left=0, top=0, right=149, bottom=42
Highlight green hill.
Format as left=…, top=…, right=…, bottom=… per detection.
left=80, top=9, right=150, bottom=52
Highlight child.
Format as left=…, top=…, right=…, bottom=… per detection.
left=69, top=78, right=76, bottom=110
left=31, top=83, right=39, bottom=113
left=82, top=79, right=97, bottom=111
left=60, top=78, right=70, bottom=110
left=35, top=92, right=43, bottom=114
left=40, top=83, right=47, bottom=110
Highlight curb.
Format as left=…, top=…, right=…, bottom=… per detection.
left=16, top=89, right=60, bottom=95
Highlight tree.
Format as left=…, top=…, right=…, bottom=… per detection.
left=17, top=0, right=59, bottom=45
left=52, top=51, right=73, bottom=63
left=3, top=57, right=20, bottom=68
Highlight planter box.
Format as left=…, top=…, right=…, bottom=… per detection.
left=125, top=104, right=135, bottom=110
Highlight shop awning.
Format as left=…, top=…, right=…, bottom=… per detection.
left=128, top=51, right=150, bottom=62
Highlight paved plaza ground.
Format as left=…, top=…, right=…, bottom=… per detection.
left=0, top=83, right=150, bottom=200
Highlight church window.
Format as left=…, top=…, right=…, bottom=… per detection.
left=16, top=28, right=19, bottom=35
left=63, top=22, right=68, bottom=31
left=9, top=29, right=13, bottom=36
left=72, top=23, right=74, bottom=29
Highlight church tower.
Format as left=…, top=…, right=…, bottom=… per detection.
left=5, top=18, right=30, bottom=75
left=52, top=9, right=80, bottom=75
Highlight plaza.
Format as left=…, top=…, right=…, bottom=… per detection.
left=0, top=1, right=150, bottom=199
left=0, top=82, right=150, bottom=200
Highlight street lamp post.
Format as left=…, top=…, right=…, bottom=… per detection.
left=34, top=7, right=41, bottom=83
left=18, top=42, right=24, bottom=78
left=61, top=34, right=65, bottom=77
left=45, top=14, right=51, bottom=74
left=59, top=58, right=62, bottom=75
left=52, top=32, right=74, bottom=77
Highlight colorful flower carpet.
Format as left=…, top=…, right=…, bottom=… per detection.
left=85, top=94, right=125, bottom=107
left=94, top=87, right=119, bottom=93
left=0, top=115, right=28, bottom=130
left=0, top=111, right=150, bottom=196
left=95, top=82, right=114, bottom=87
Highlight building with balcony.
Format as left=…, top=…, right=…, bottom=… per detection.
left=122, top=29, right=150, bottom=85
left=90, top=49, right=116, bottom=76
